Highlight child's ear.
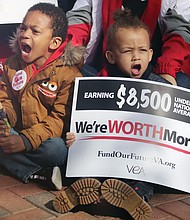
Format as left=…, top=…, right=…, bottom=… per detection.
left=105, top=50, right=115, bottom=64
left=148, top=48, right=153, bottom=62
left=49, top=37, right=62, bottom=50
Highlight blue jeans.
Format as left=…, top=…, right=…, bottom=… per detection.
left=176, top=72, right=190, bottom=89
left=81, top=64, right=98, bottom=77
left=0, top=138, right=68, bottom=183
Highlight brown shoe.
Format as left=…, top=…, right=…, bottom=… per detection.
left=53, top=178, right=101, bottom=213
left=101, top=179, right=152, bottom=220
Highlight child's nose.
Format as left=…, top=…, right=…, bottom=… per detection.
left=21, top=29, right=31, bottom=38
left=132, top=51, right=140, bottom=61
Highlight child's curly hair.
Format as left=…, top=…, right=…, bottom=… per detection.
left=27, top=3, right=68, bottom=42
left=106, top=8, right=151, bottom=50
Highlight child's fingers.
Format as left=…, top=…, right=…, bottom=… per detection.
left=0, top=120, right=6, bottom=125
left=66, top=137, right=76, bottom=147
left=4, top=130, right=10, bottom=136
left=66, top=132, right=75, bottom=138
left=66, top=132, right=75, bottom=140
left=0, top=120, right=8, bottom=136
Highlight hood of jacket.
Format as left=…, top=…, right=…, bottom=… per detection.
left=9, top=29, right=85, bottom=68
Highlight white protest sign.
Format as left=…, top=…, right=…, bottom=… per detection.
left=0, top=0, right=58, bottom=24
left=66, top=77, right=190, bottom=193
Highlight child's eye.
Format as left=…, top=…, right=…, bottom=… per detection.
left=122, top=50, right=131, bottom=53
left=140, top=49, right=148, bottom=52
left=19, top=25, right=26, bottom=32
left=32, top=29, right=40, bottom=34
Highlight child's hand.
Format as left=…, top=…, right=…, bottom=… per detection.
left=0, top=120, right=10, bottom=136
left=0, top=134, right=25, bottom=153
left=66, top=132, right=76, bottom=147
left=0, top=103, right=11, bottom=136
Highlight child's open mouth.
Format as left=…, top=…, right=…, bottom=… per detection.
left=131, top=64, right=141, bottom=76
left=21, top=43, right=31, bottom=54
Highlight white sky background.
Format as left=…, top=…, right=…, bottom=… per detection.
left=0, top=0, right=58, bottom=24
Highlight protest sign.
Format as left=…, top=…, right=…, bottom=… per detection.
left=66, top=77, right=190, bottom=193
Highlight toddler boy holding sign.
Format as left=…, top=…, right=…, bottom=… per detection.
left=53, top=8, right=171, bottom=220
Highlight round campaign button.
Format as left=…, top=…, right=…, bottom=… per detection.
left=12, top=70, right=27, bottom=91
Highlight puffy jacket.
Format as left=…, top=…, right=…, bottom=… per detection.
left=0, top=36, right=84, bottom=149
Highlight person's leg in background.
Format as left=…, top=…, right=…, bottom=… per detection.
left=81, top=64, right=98, bottom=77
left=176, top=72, right=190, bottom=89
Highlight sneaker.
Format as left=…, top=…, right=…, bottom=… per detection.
left=53, top=178, right=101, bottom=213
left=128, top=181, right=154, bottom=202
left=101, top=179, right=152, bottom=220
left=29, top=166, right=62, bottom=191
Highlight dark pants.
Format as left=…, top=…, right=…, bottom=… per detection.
left=0, top=138, right=68, bottom=183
